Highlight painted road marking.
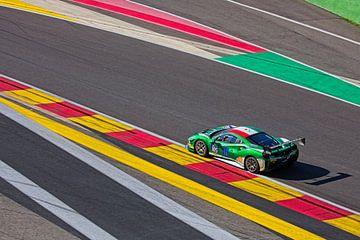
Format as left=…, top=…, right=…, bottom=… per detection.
left=230, top=177, right=304, bottom=202
left=0, top=0, right=75, bottom=21
left=38, top=101, right=96, bottom=118
left=146, top=144, right=212, bottom=165
left=0, top=76, right=30, bottom=91
left=216, top=52, right=360, bottom=106
left=0, top=160, right=117, bottom=240
left=24, top=0, right=222, bottom=59
left=108, top=129, right=171, bottom=148
left=70, top=0, right=265, bottom=53
left=224, top=0, right=360, bottom=46
left=215, top=59, right=360, bottom=108
left=324, top=215, right=360, bottom=237
left=4, top=89, right=63, bottom=105
left=0, top=102, right=240, bottom=240
left=276, top=195, right=352, bottom=221
left=69, top=114, right=133, bottom=133
left=185, top=160, right=257, bottom=183
left=1, top=74, right=359, bottom=237
left=0, top=98, right=325, bottom=240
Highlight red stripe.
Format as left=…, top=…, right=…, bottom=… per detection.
left=276, top=195, right=352, bottom=221
left=71, top=0, right=266, bottom=53
left=0, top=77, right=30, bottom=91
left=107, top=129, right=171, bottom=148
left=37, top=101, right=96, bottom=118
left=185, top=160, right=257, bottom=183
left=228, top=129, right=250, bottom=138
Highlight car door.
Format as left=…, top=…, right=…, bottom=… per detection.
left=211, top=134, right=244, bottom=160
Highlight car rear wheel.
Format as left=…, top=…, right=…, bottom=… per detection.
left=194, top=140, right=209, bottom=157
left=285, top=151, right=299, bottom=167
left=245, top=156, right=260, bottom=173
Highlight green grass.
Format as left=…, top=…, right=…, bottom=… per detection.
left=306, top=0, right=360, bottom=25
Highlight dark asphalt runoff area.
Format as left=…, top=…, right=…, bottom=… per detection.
left=0, top=0, right=359, bottom=217
left=0, top=112, right=215, bottom=240
left=134, top=0, right=360, bottom=80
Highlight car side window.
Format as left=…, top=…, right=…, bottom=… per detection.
left=216, top=135, right=238, bottom=143
left=225, top=135, right=235, bottom=143
left=215, top=134, right=242, bottom=144
left=214, top=135, right=224, bottom=142
left=235, top=137, right=243, bottom=144
left=227, top=135, right=242, bottom=144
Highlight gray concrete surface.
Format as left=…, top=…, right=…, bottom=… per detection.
left=0, top=193, right=80, bottom=240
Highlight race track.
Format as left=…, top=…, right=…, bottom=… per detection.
left=1, top=1, right=359, bottom=239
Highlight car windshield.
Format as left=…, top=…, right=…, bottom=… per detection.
left=247, top=132, right=278, bottom=147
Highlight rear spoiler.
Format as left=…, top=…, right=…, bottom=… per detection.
left=265, top=138, right=305, bottom=150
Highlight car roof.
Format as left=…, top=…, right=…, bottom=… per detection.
left=227, top=126, right=263, bottom=138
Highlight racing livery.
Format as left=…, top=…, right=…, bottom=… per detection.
left=187, top=125, right=305, bottom=173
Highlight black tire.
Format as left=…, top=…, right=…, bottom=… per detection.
left=194, top=140, right=209, bottom=157
left=245, top=156, right=260, bottom=173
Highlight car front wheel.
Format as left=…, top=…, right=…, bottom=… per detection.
left=194, top=140, right=209, bottom=157
left=245, top=156, right=260, bottom=173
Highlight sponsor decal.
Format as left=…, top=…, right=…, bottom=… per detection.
left=211, top=144, right=219, bottom=154
left=236, top=156, right=244, bottom=164
left=223, top=147, right=229, bottom=156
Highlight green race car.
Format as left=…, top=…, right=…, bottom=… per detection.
left=187, top=125, right=305, bottom=173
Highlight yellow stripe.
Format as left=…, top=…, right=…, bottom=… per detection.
left=68, top=115, right=133, bottom=133
left=146, top=144, right=210, bottom=165
left=5, top=89, right=62, bottom=105
left=324, top=214, right=360, bottom=237
left=0, top=0, right=75, bottom=21
left=0, top=97, right=324, bottom=240
left=230, top=177, right=303, bottom=202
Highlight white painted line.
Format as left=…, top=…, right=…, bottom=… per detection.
left=223, top=0, right=360, bottom=46
left=1, top=74, right=359, bottom=216
left=0, top=102, right=240, bottom=240
left=0, top=161, right=117, bottom=240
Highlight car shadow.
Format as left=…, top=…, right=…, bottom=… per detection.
left=263, top=162, right=352, bottom=185
left=263, top=162, right=330, bottom=181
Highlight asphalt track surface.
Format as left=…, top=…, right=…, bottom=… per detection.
left=133, top=0, right=360, bottom=80
left=1, top=6, right=360, bottom=211
left=1, top=3, right=360, bottom=238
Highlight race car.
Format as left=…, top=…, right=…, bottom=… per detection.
left=186, top=125, right=305, bottom=173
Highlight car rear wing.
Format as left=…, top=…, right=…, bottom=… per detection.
left=265, top=138, right=305, bottom=150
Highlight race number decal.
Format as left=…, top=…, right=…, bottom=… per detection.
left=211, top=144, right=219, bottom=154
